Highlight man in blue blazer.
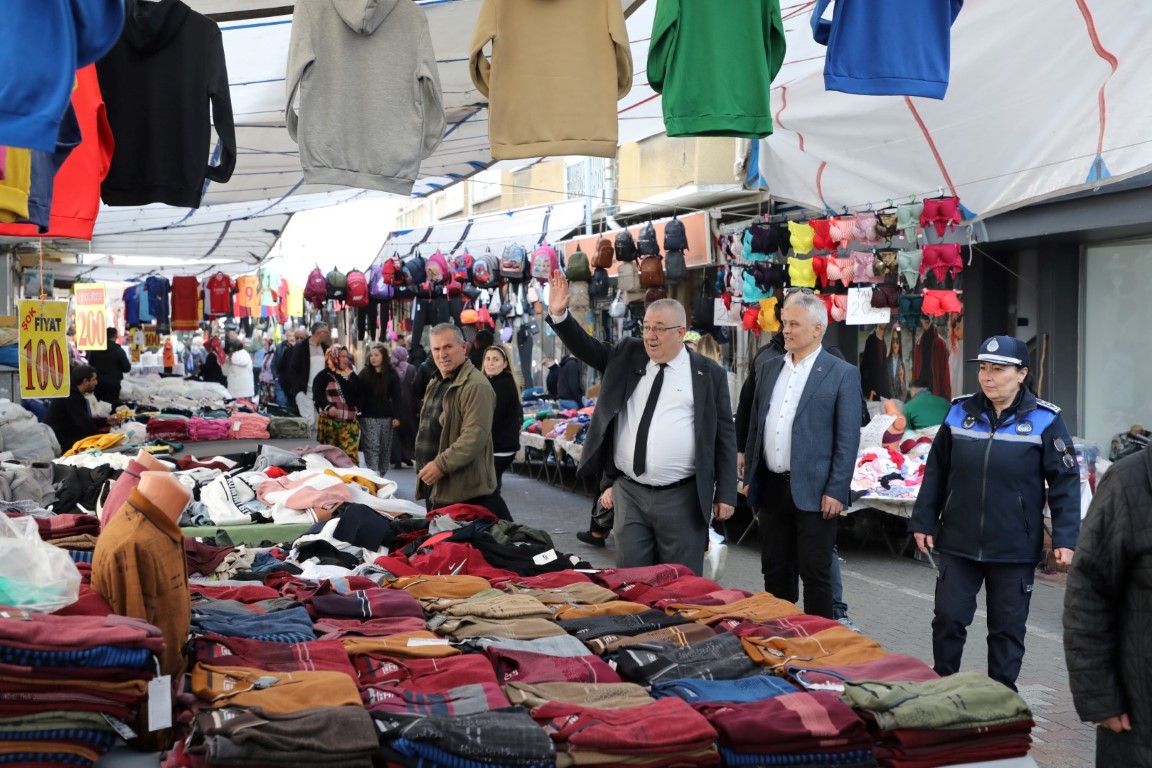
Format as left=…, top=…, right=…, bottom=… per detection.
left=741, top=292, right=862, bottom=617
left=546, top=271, right=737, bottom=576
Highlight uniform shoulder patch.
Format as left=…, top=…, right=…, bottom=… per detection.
left=951, top=393, right=975, bottom=404
left=1035, top=397, right=1062, bottom=413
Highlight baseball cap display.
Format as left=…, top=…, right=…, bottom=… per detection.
left=970, top=335, right=1030, bottom=367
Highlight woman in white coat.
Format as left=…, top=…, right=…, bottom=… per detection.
left=222, top=338, right=255, bottom=400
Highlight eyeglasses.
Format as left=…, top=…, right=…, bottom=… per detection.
left=641, top=324, right=683, bottom=335
left=783, top=286, right=814, bottom=296
left=1054, top=437, right=1077, bottom=470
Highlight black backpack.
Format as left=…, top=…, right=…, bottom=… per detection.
left=664, top=250, right=687, bottom=284
left=664, top=216, right=688, bottom=251
left=615, top=229, right=638, bottom=262
left=637, top=221, right=660, bottom=256
left=589, top=267, right=610, bottom=299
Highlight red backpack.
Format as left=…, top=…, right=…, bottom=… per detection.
left=304, top=267, right=327, bottom=309
left=345, top=269, right=369, bottom=307
left=382, top=254, right=405, bottom=286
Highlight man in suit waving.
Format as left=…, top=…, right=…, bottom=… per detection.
left=741, top=291, right=862, bottom=618
left=547, top=271, right=737, bottom=576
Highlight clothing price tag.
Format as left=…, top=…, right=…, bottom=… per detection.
left=406, top=638, right=451, bottom=647
left=103, top=714, right=138, bottom=740
left=233, top=421, right=242, bottom=433
left=147, top=675, right=172, bottom=731
left=845, top=287, right=891, bottom=325
left=532, top=548, right=558, bottom=566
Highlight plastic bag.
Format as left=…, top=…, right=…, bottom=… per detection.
left=0, top=515, right=81, bottom=612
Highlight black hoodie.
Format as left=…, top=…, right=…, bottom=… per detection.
left=97, top=0, right=236, bottom=208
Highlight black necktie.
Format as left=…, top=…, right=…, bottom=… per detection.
left=633, top=363, right=667, bottom=477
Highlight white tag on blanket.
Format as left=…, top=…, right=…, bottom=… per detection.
left=532, top=548, right=558, bottom=566
left=147, top=675, right=172, bottom=731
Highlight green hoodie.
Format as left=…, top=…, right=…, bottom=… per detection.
left=648, top=0, right=786, bottom=139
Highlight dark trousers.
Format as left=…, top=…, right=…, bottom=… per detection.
left=932, top=553, right=1035, bottom=690
left=490, top=454, right=515, bottom=522
left=613, top=476, right=706, bottom=575
left=757, top=468, right=838, bottom=619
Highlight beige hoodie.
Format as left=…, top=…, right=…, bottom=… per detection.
left=286, top=0, right=445, bottom=194
left=470, top=0, right=633, bottom=160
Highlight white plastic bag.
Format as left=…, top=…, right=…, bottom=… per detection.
left=0, top=515, right=81, bottom=612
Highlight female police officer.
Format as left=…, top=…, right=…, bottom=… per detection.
left=908, top=335, right=1080, bottom=690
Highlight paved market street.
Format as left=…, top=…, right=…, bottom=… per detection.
left=388, top=463, right=1096, bottom=768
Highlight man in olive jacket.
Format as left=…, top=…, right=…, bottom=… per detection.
left=414, top=323, right=498, bottom=512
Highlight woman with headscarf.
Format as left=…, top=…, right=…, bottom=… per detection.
left=312, top=345, right=362, bottom=463
left=222, top=338, right=255, bottom=400
left=198, top=336, right=228, bottom=386
left=358, top=344, right=402, bottom=476
left=481, top=344, right=523, bottom=521
left=390, top=345, right=418, bottom=468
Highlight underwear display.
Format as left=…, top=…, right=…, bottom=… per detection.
left=821, top=294, right=849, bottom=323
left=875, top=210, right=899, bottom=239
left=758, top=297, right=780, bottom=333
left=897, top=249, right=923, bottom=290
left=921, top=243, right=963, bottom=288
left=828, top=217, right=855, bottom=250
left=849, top=251, right=881, bottom=283
left=826, top=256, right=853, bottom=287
left=920, top=196, right=963, bottom=238
left=920, top=289, right=963, bottom=316
left=788, top=221, right=815, bottom=255
left=873, top=249, right=900, bottom=279
left=787, top=256, right=817, bottom=288
left=808, top=218, right=834, bottom=252
left=871, top=283, right=902, bottom=309
left=898, top=294, right=924, bottom=327
left=852, top=213, right=885, bottom=246
left=811, top=255, right=828, bottom=289
left=896, top=202, right=923, bottom=244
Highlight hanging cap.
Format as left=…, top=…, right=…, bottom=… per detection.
left=970, top=335, right=1029, bottom=367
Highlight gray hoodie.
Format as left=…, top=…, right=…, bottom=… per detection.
left=286, top=0, right=446, bottom=194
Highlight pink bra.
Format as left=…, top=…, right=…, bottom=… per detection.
left=852, top=214, right=885, bottom=246
left=920, top=197, right=963, bottom=238
left=850, top=251, right=880, bottom=283
left=826, top=256, right=854, bottom=287
left=829, top=217, right=855, bottom=250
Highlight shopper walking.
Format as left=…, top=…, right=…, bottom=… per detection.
left=313, top=345, right=362, bottom=464
left=482, top=344, right=523, bottom=521
left=197, top=337, right=228, bottom=386
left=85, top=327, right=131, bottom=406
left=909, top=335, right=1080, bottom=690
left=1065, top=446, right=1152, bottom=765
left=390, top=345, right=418, bottom=468
left=257, top=336, right=277, bottom=404
left=556, top=353, right=584, bottom=410
left=742, top=292, right=862, bottom=619
left=547, top=271, right=737, bottom=576
left=358, top=344, right=402, bottom=477
left=414, top=324, right=499, bottom=516
left=222, top=338, right=255, bottom=400
left=286, top=322, right=330, bottom=439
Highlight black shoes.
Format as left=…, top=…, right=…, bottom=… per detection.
left=576, top=530, right=606, bottom=548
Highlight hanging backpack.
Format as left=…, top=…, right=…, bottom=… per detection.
left=664, top=250, right=687, bottom=284
left=592, top=237, right=614, bottom=269
left=326, top=268, right=347, bottom=300
left=691, top=272, right=714, bottom=327
left=304, top=267, right=327, bottom=309
left=501, top=243, right=527, bottom=280
left=569, top=281, right=591, bottom=313
left=566, top=247, right=591, bottom=282
left=615, top=229, right=638, bottom=262
left=382, top=253, right=405, bottom=286
left=664, top=216, right=689, bottom=251
left=425, top=251, right=450, bottom=285
left=402, top=253, right=427, bottom=286
left=589, top=267, right=609, bottom=299
left=368, top=264, right=393, bottom=300
left=637, top=221, right=660, bottom=256
left=644, top=286, right=667, bottom=306
left=639, top=255, right=665, bottom=288
left=617, top=261, right=640, bottom=293
left=452, top=250, right=474, bottom=284
left=345, top=269, right=369, bottom=307
left=530, top=243, right=558, bottom=281
left=473, top=250, right=499, bottom=287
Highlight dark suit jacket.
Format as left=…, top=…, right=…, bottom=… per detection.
left=744, top=348, right=862, bottom=511
left=547, top=313, right=737, bottom=524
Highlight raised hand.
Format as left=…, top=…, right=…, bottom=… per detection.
left=549, top=270, right=570, bottom=316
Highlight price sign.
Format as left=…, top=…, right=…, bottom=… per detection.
left=18, top=300, right=69, bottom=399
left=74, top=282, right=107, bottom=351
left=845, top=287, right=892, bottom=325
left=143, top=325, right=161, bottom=348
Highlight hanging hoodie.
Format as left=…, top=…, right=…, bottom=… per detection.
left=286, top=0, right=446, bottom=195
left=812, top=0, right=964, bottom=99
left=0, top=66, right=115, bottom=241
left=97, top=0, right=236, bottom=208
left=0, top=1, right=123, bottom=153
left=648, top=0, right=785, bottom=139
left=469, top=0, right=633, bottom=160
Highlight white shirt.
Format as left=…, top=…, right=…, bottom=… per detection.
left=763, top=347, right=820, bottom=473
left=614, top=346, right=695, bottom=485
left=306, top=342, right=325, bottom=393
left=222, top=349, right=255, bottom=399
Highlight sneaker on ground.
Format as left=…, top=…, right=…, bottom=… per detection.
left=705, top=542, right=728, bottom=582
left=836, top=616, right=863, bottom=634
left=576, top=530, right=606, bottom=548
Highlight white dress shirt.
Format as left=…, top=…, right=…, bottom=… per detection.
left=763, top=347, right=820, bottom=473
left=614, top=346, right=695, bottom=485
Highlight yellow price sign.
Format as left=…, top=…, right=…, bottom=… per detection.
left=18, top=300, right=69, bottom=399
left=75, top=282, right=107, bottom=351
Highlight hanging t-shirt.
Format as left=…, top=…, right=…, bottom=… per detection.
left=287, top=282, right=304, bottom=318
left=205, top=273, right=232, bottom=316
left=123, top=284, right=140, bottom=327
left=258, top=266, right=281, bottom=307
left=170, top=276, right=200, bottom=331
left=235, top=275, right=259, bottom=317
left=277, top=278, right=290, bottom=324
left=146, top=275, right=171, bottom=326
left=138, top=281, right=153, bottom=322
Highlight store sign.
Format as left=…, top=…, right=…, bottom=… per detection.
left=18, top=300, right=69, bottom=399
left=845, top=287, right=891, bottom=325
left=74, top=282, right=107, bottom=351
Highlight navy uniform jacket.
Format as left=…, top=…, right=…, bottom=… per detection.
left=908, top=389, right=1081, bottom=564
